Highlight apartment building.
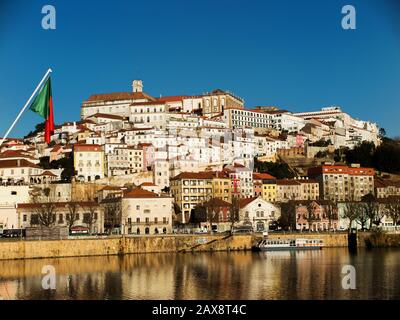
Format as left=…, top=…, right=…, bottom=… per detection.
left=170, top=171, right=231, bottom=223
left=223, top=163, right=253, bottom=198
left=275, top=178, right=319, bottom=202
left=308, top=164, right=375, bottom=201
left=107, top=146, right=144, bottom=176
left=121, top=187, right=173, bottom=235
left=73, top=144, right=105, bottom=182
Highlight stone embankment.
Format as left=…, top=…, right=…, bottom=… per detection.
left=0, top=232, right=399, bottom=260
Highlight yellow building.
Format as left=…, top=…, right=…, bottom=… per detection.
left=73, top=144, right=105, bottom=182
left=170, top=171, right=231, bottom=223
left=262, top=183, right=277, bottom=202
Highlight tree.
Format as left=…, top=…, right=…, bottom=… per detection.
left=65, top=202, right=80, bottom=231
left=278, top=201, right=296, bottom=231
left=324, top=200, right=338, bottom=231
left=306, top=202, right=318, bottom=232
left=203, top=198, right=220, bottom=232
left=385, top=196, right=400, bottom=231
left=103, top=198, right=122, bottom=234
left=355, top=203, right=369, bottom=231
left=361, top=193, right=382, bottom=229
left=31, top=187, right=57, bottom=227
left=342, top=201, right=362, bottom=232
left=229, top=195, right=240, bottom=234
left=81, top=202, right=99, bottom=234
left=254, top=158, right=295, bottom=179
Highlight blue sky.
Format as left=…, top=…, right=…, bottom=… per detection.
left=0, top=0, right=399, bottom=138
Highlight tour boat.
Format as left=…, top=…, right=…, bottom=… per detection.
left=258, top=238, right=324, bottom=251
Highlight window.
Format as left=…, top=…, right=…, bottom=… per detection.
left=23, top=214, right=27, bottom=222
left=11, top=191, right=17, bottom=195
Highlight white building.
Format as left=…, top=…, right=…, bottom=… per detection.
left=121, top=187, right=173, bottom=235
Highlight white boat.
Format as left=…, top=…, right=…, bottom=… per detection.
left=258, top=238, right=324, bottom=251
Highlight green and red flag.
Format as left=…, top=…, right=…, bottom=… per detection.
left=29, top=77, right=54, bottom=144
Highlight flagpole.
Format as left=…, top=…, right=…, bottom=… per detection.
left=0, top=68, right=53, bottom=148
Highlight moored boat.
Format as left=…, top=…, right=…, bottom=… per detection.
left=258, top=238, right=324, bottom=251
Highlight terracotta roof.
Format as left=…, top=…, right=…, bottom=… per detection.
left=123, top=187, right=165, bottom=198
left=200, top=198, right=231, bottom=208
left=17, top=201, right=99, bottom=209
left=238, top=197, right=257, bottom=208
left=308, top=165, right=375, bottom=176
left=253, top=173, right=276, bottom=180
left=84, top=92, right=155, bottom=103
left=157, top=96, right=187, bottom=102
left=171, top=171, right=215, bottom=180
left=0, top=159, right=40, bottom=169
left=73, top=144, right=103, bottom=152
left=0, top=150, right=36, bottom=160
left=375, top=178, right=400, bottom=188
left=41, top=171, right=56, bottom=176
left=140, top=182, right=156, bottom=187
left=277, top=179, right=301, bottom=186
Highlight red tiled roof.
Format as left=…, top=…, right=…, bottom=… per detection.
left=253, top=173, right=276, bottom=180
left=308, top=165, right=375, bottom=176
left=84, top=92, right=155, bottom=103
left=277, top=179, right=301, bottom=186
left=238, top=197, right=257, bottom=208
left=73, top=144, right=103, bottom=152
left=0, top=159, right=40, bottom=169
left=0, top=150, right=36, bottom=160
left=17, top=201, right=99, bottom=209
left=157, top=96, right=187, bottom=102
left=123, top=187, right=166, bottom=198
left=171, top=171, right=215, bottom=180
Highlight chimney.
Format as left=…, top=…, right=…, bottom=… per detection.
left=132, top=80, right=143, bottom=93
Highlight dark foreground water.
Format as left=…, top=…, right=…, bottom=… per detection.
left=0, top=248, right=399, bottom=300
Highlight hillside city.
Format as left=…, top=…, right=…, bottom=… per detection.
left=0, top=80, right=399, bottom=238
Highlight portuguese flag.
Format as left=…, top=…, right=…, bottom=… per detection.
left=29, top=77, right=54, bottom=144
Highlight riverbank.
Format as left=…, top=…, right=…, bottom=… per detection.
left=0, top=232, right=399, bottom=260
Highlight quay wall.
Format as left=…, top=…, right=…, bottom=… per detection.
left=0, top=232, right=398, bottom=261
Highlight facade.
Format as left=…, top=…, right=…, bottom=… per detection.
left=237, top=197, right=280, bottom=232
left=295, top=201, right=339, bottom=231
left=0, top=159, right=43, bottom=184
left=170, top=171, right=231, bottom=223
left=223, top=163, right=253, bottom=198
left=17, top=201, right=104, bottom=234
left=73, top=144, right=105, bottom=182
left=375, top=178, right=400, bottom=198
left=121, top=187, right=173, bottom=235
left=107, top=146, right=144, bottom=176
left=308, top=164, right=375, bottom=201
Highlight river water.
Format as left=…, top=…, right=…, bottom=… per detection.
left=0, top=248, right=399, bottom=300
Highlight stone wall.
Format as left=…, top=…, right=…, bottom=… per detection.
left=1, top=233, right=398, bottom=261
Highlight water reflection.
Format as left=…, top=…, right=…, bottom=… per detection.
left=0, top=248, right=399, bottom=300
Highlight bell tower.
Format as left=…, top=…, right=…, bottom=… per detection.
left=132, top=80, right=143, bottom=93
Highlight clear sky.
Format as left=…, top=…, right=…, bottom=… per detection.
left=0, top=0, right=399, bottom=138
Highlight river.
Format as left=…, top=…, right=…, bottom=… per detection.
left=0, top=248, right=399, bottom=300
